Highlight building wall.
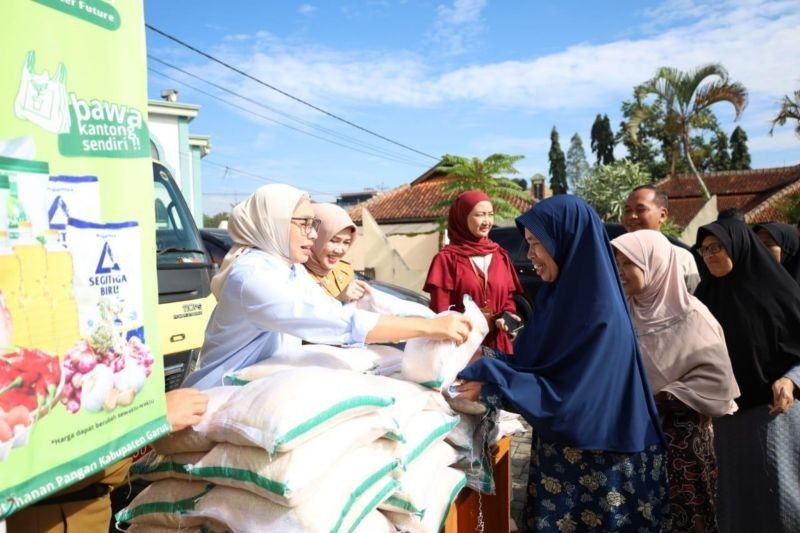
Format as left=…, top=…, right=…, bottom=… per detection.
left=149, top=115, right=183, bottom=186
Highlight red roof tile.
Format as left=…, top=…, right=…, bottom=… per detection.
left=349, top=175, right=534, bottom=224
left=655, top=164, right=800, bottom=226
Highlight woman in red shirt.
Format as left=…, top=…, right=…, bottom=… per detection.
left=424, top=190, right=523, bottom=353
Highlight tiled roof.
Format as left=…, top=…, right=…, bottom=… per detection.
left=349, top=175, right=534, bottom=224
left=655, top=164, right=800, bottom=226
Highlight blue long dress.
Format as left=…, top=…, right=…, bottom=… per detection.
left=459, top=196, right=670, bottom=532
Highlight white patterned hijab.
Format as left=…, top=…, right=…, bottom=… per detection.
left=210, top=184, right=307, bottom=298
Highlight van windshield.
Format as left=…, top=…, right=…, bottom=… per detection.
left=153, top=163, right=207, bottom=265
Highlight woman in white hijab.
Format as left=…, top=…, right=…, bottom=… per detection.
left=184, top=184, right=471, bottom=389
left=611, top=230, right=739, bottom=532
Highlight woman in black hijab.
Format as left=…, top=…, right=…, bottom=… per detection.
left=694, top=218, right=800, bottom=533
left=753, top=222, right=800, bottom=285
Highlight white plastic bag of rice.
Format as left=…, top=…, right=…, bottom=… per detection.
left=188, top=411, right=397, bottom=506
left=385, top=467, right=467, bottom=533
left=113, top=479, right=215, bottom=530
left=445, top=412, right=481, bottom=451
left=190, top=440, right=400, bottom=532
left=66, top=219, right=143, bottom=337
left=47, top=175, right=101, bottom=244
left=401, top=295, right=488, bottom=390
left=151, top=386, right=237, bottom=455
left=207, top=367, right=396, bottom=454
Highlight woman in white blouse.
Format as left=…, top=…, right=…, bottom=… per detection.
left=183, top=184, right=472, bottom=389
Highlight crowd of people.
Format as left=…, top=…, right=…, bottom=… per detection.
left=12, top=181, right=799, bottom=533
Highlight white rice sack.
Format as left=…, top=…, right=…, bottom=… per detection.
left=224, top=363, right=298, bottom=385
left=352, top=509, right=397, bottom=533
left=445, top=413, right=481, bottom=451
left=131, top=451, right=205, bottom=482
left=190, top=441, right=400, bottom=533
left=66, top=219, right=143, bottom=337
left=379, top=441, right=455, bottom=516
left=370, top=344, right=404, bottom=376
left=225, top=344, right=379, bottom=383
left=207, top=367, right=396, bottom=454
left=355, top=287, right=435, bottom=318
left=370, top=375, right=441, bottom=433
left=114, top=479, right=214, bottom=530
left=401, top=295, right=488, bottom=390
left=389, top=410, right=459, bottom=467
left=385, top=467, right=467, bottom=533
left=189, top=412, right=397, bottom=506
left=47, top=175, right=101, bottom=244
left=151, top=386, right=237, bottom=455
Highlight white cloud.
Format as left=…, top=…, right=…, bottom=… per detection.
left=191, top=0, right=797, bottom=117
left=298, top=4, right=316, bottom=16
left=431, top=0, right=488, bottom=56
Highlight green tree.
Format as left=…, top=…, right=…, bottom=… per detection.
left=575, top=160, right=650, bottom=222
left=775, top=193, right=800, bottom=224
left=618, top=98, right=669, bottom=180
left=590, top=114, right=616, bottom=166
left=548, top=127, right=568, bottom=195
left=434, top=153, right=529, bottom=221
left=709, top=129, right=732, bottom=171
left=628, top=63, right=748, bottom=200
left=730, top=126, right=751, bottom=170
left=565, top=133, right=590, bottom=190
left=510, top=177, right=528, bottom=190
left=203, top=211, right=230, bottom=228
left=769, top=88, right=800, bottom=138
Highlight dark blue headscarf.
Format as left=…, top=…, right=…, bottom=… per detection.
left=459, top=196, right=664, bottom=452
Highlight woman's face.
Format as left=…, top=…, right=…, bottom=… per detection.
left=756, top=229, right=782, bottom=263
left=614, top=250, right=646, bottom=296
left=466, top=201, right=494, bottom=239
left=318, top=229, right=354, bottom=270
left=288, top=199, right=318, bottom=263
left=525, top=229, right=559, bottom=282
left=699, top=235, right=734, bottom=277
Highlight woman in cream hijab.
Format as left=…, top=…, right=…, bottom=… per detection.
left=184, top=184, right=472, bottom=389
left=612, top=230, right=739, bottom=532
left=304, top=203, right=369, bottom=302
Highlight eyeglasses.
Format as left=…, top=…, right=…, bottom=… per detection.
left=290, top=217, right=322, bottom=236
left=697, top=243, right=724, bottom=257
left=291, top=217, right=322, bottom=236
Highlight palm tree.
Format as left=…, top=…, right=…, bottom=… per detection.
left=769, top=89, right=800, bottom=138
left=628, top=64, right=748, bottom=201
left=434, top=153, right=529, bottom=221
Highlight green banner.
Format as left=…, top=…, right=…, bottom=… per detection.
left=0, top=0, right=167, bottom=519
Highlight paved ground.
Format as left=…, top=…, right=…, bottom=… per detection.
left=509, top=421, right=533, bottom=529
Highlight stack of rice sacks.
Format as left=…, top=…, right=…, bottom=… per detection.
left=116, top=352, right=465, bottom=532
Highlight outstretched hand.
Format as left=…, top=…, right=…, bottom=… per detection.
left=429, top=314, right=473, bottom=345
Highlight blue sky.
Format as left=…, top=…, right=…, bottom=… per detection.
left=144, top=0, right=800, bottom=215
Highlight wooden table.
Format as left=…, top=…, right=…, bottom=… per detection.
left=443, top=435, right=511, bottom=533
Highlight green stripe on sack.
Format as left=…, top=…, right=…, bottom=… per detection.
left=437, top=474, right=467, bottom=533
left=331, top=459, right=400, bottom=533
left=272, top=396, right=395, bottom=452
left=382, top=495, right=424, bottom=517
left=187, top=465, right=289, bottom=497
left=346, top=478, right=401, bottom=533
left=405, top=417, right=459, bottom=466
left=114, top=483, right=214, bottom=523
left=420, top=380, right=443, bottom=389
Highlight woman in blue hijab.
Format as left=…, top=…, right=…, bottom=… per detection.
left=458, top=196, right=669, bottom=532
